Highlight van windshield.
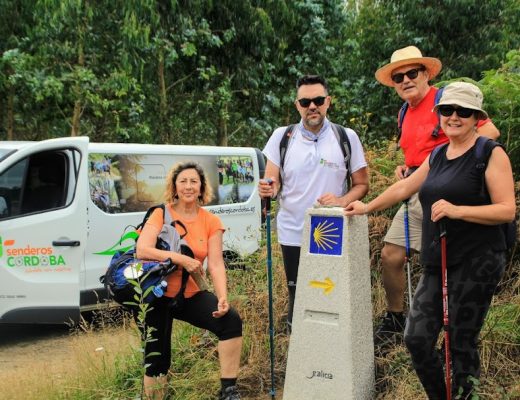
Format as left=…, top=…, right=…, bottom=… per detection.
left=0, top=148, right=17, bottom=162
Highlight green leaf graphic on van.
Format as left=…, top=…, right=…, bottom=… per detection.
left=94, top=231, right=139, bottom=256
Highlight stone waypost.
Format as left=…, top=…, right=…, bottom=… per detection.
left=283, top=206, right=374, bottom=400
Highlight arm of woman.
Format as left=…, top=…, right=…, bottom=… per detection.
left=206, top=230, right=229, bottom=318
left=135, top=222, right=203, bottom=274
left=431, top=147, right=515, bottom=224
left=344, top=157, right=429, bottom=215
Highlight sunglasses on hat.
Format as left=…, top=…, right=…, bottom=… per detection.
left=391, top=67, right=426, bottom=84
left=297, top=96, right=326, bottom=108
left=438, top=105, right=475, bottom=119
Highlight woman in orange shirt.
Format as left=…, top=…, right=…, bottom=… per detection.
left=136, top=161, right=243, bottom=400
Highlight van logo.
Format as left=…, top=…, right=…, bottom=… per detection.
left=94, top=231, right=139, bottom=256
left=0, top=237, right=67, bottom=269
left=0, top=237, right=15, bottom=258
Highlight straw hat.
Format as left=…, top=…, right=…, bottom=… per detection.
left=375, top=46, right=442, bottom=87
left=433, top=82, right=488, bottom=120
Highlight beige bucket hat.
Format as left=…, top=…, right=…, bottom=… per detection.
left=433, top=82, right=488, bottom=120
left=375, top=46, right=442, bottom=87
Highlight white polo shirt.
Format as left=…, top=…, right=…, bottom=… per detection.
left=263, top=119, right=367, bottom=246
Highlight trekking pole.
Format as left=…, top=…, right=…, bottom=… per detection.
left=265, top=179, right=276, bottom=399
left=440, top=220, right=452, bottom=400
left=404, top=200, right=413, bottom=308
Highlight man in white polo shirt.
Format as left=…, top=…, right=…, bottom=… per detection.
left=258, top=75, right=368, bottom=331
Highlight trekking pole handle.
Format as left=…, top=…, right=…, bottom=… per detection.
left=264, top=178, right=273, bottom=212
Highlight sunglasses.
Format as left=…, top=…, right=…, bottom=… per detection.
left=391, top=67, right=426, bottom=84
left=438, top=105, right=475, bottom=119
left=297, top=96, right=326, bottom=108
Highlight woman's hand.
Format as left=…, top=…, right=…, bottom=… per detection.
left=431, top=199, right=459, bottom=222
left=344, top=200, right=367, bottom=216
left=179, top=254, right=204, bottom=276
left=212, top=296, right=230, bottom=318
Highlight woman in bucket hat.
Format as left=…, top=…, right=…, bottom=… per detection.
left=371, top=46, right=500, bottom=349
left=345, top=82, right=515, bottom=399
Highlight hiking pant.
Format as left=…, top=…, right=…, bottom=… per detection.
left=137, top=290, right=242, bottom=377
left=280, top=244, right=300, bottom=325
left=404, top=249, right=506, bottom=399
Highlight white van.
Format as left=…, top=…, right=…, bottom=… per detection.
left=0, top=137, right=265, bottom=324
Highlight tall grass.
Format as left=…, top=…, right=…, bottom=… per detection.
left=4, top=142, right=518, bottom=399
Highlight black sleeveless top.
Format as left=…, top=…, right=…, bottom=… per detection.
left=419, top=141, right=506, bottom=267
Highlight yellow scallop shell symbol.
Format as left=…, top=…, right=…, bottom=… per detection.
left=313, top=220, right=340, bottom=250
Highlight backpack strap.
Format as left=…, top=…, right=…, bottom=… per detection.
left=396, top=86, right=445, bottom=149
left=279, top=124, right=296, bottom=170
left=396, top=102, right=409, bottom=149
left=138, top=204, right=166, bottom=231
left=430, top=87, right=445, bottom=139
left=278, top=123, right=352, bottom=191
left=429, top=142, right=449, bottom=166
left=474, top=136, right=501, bottom=170
left=331, top=123, right=352, bottom=191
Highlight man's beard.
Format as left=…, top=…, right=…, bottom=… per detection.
left=305, top=113, right=324, bottom=127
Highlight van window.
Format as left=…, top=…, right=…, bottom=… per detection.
left=88, top=153, right=256, bottom=213
left=0, top=150, right=71, bottom=219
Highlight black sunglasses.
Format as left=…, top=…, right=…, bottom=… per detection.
left=297, top=96, right=326, bottom=108
left=391, top=67, right=426, bottom=84
left=438, top=105, right=475, bottom=119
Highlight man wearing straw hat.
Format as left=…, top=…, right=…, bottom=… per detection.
left=373, top=46, right=500, bottom=347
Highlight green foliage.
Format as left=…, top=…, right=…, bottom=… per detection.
left=0, top=0, right=519, bottom=176
left=480, top=50, right=520, bottom=175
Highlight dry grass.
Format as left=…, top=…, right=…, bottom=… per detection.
left=0, top=311, right=138, bottom=400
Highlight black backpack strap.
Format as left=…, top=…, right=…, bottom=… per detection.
left=279, top=124, right=296, bottom=170
left=179, top=268, right=190, bottom=293
left=474, top=136, right=501, bottom=170
left=331, top=123, right=352, bottom=191
left=429, top=142, right=449, bottom=166
left=473, top=136, right=503, bottom=195
left=138, top=204, right=166, bottom=230
left=277, top=124, right=296, bottom=196
left=431, top=87, right=445, bottom=139
left=396, top=102, right=409, bottom=150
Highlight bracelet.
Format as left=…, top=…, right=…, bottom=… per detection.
left=364, top=204, right=369, bottom=215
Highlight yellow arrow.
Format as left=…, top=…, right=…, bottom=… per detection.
left=309, top=277, right=335, bottom=295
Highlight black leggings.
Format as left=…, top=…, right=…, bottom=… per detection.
left=280, top=245, right=301, bottom=324
left=136, top=290, right=242, bottom=377
left=404, top=249, right=506, bottom=399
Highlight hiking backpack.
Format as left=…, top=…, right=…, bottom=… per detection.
left=279, top=123, right=352, bottom=191
left=100, top=204, right=191, bottom=308
left=430, top=136, right=517, bottom=250
left=396, top=87, right=445, bottom=149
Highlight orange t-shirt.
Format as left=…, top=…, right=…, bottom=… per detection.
left=146, top=204, right=225, bottom=298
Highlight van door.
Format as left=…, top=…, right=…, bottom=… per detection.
left=0, top=137, right=88, bottom=324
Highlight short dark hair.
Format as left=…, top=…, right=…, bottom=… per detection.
left=296, top=75, right=329, bottom=94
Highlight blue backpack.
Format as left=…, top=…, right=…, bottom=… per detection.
left=430, top=136, right=517, bottom=250
left=100, top=204, right=191, bottom=308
